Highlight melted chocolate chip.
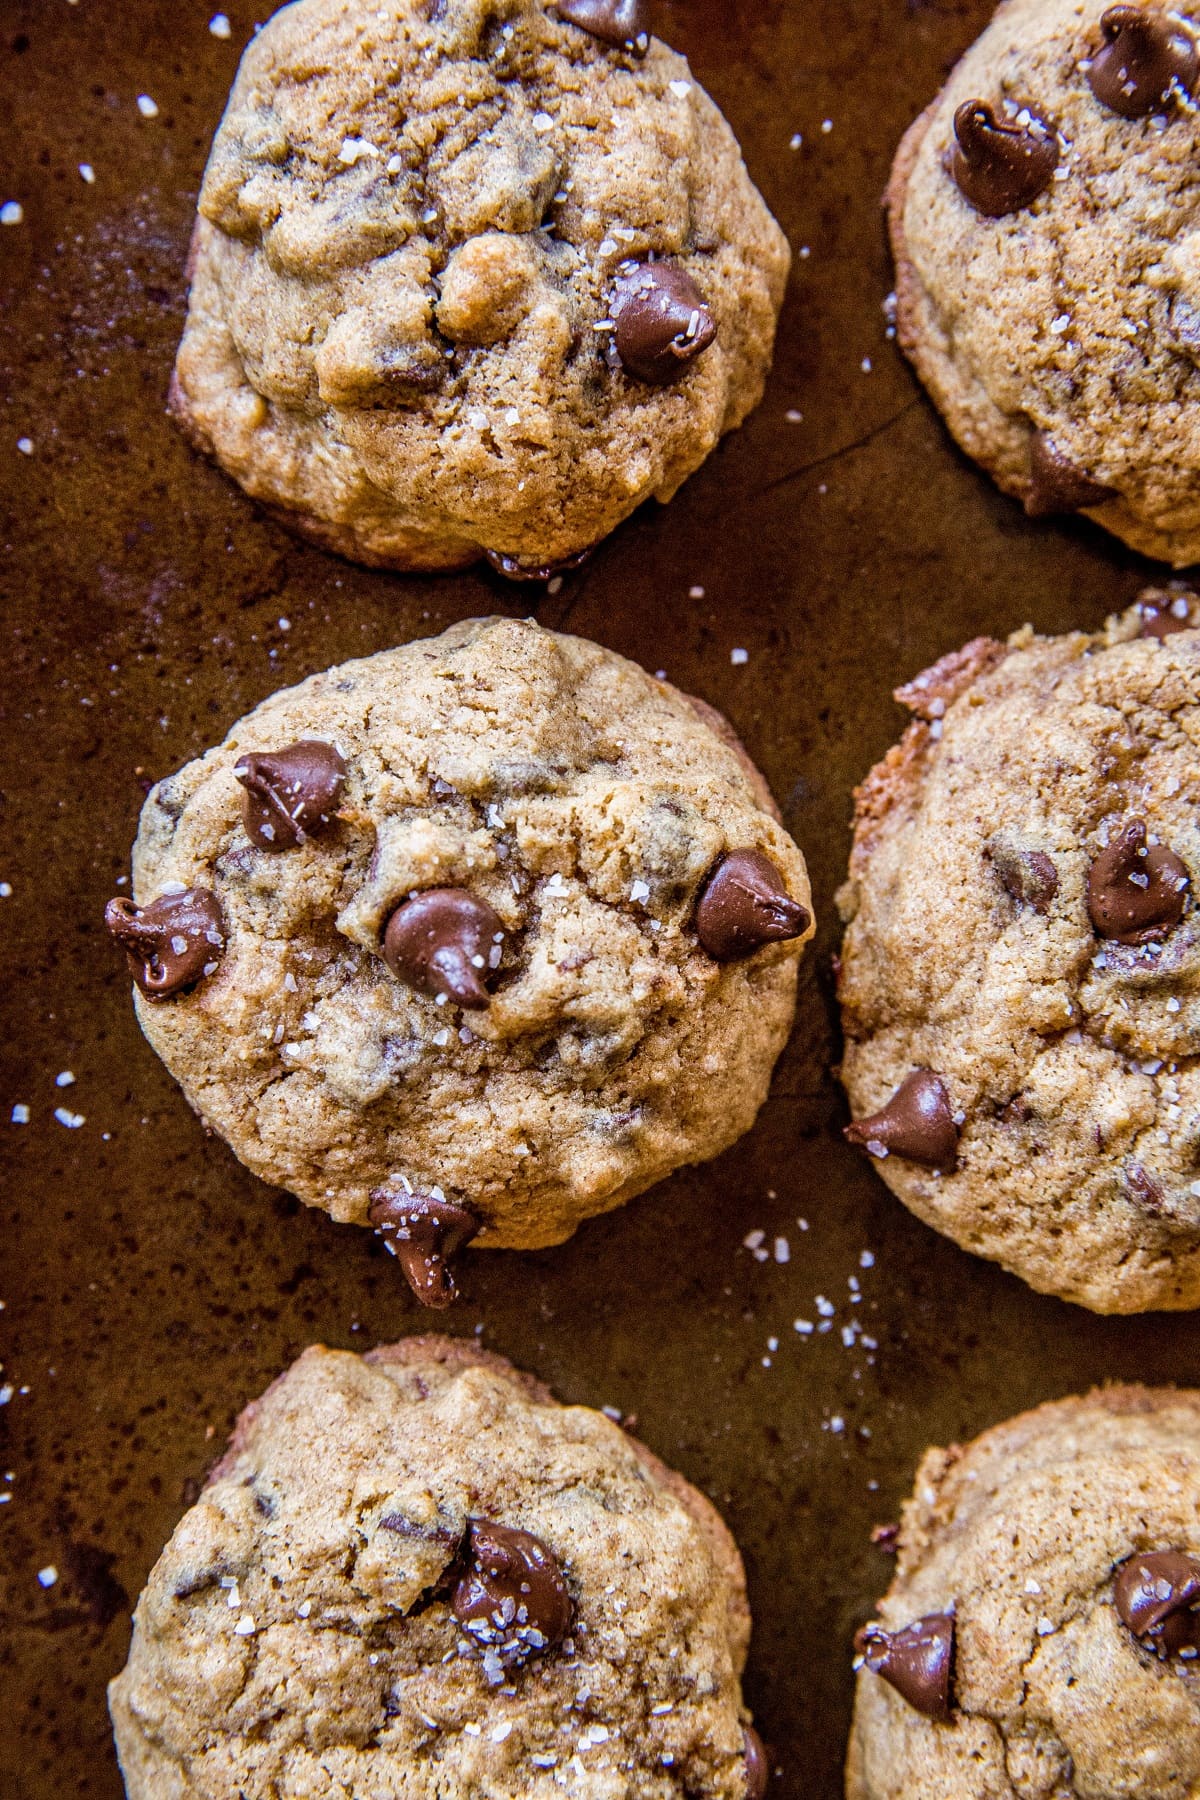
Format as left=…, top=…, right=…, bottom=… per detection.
left=484, top=545, right=593, bottom=583
left=609, top=261, right=716, bottom=383
left=382, top=888, right=504, bottom=1009
left=742, top=1724, right=769, bottom=1799
left=368, top=1187, right=479, bottom=1308
left=105, top=889, right=225, bottom=1000
left=451, top=1518, right=572, bottom=1666
left=1025, top=434, right=1116, bottom=517
left=1137, top=588, right=1196, bottom=639
left=1088, top=6, right=1197, bottom=117
left=845, top=1070, right=959, bottom=1170
left=987, top=840, right=1060, bottom=913
left=694, top=849, right=811, bottom=961
left=555, top=0, right=648, bottom=52
left=855, top=1612, right=956, bottom=1721
left=234, top=739, right=346, bottom=850
left=1086, top=819, right=1189, bottom=944
left=1114, top=1549, right=1200, bottom=1656
left=949, top=100, right=1058, bottom=216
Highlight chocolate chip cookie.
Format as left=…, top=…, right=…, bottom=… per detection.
left=888, top=0, right=1200, bottom=565
left=838, top=591, right=1200, bottom=1313
left=170, top=0, right=790, bottom=575
left=106, top=617, right=812, bottom=1302
left=109, top=1335, right=769, bottom=1799
left=847, top=1385, right=1200, bottom=1799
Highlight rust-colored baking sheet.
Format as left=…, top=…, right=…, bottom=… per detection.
left=2, top=2, right=1197, bottom=1796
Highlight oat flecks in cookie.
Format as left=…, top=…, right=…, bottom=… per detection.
left=1086, top=6, right=1197, bottom=119
left=109, top=1339, right=762, bottom=1800
left=105, top=889, right=225, bottom=1000
left=234, top=739, right=346, bottom=849
left=118, top=618, right=813, bottom=1254
left=846, top=1387, right=1200, bottom=1799
left=169, top=0, right=790, bottom=574
left=838, top=602, right=1200, bottom=1314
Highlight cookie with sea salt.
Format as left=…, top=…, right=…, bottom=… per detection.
left=105, top=616, right=812, bottom=1303
left=109, top=1336, right=770, bottom=1799
left=838, top=590, right=1200, bottom=1314
left=847, top=1385, right=1200, bottom=1799
left=888, top=0, right=1200, bottom=565
left=169, top=0, right=790, bottom=576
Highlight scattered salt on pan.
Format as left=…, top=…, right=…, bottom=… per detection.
left=794, top=1319, right=813, bottom=1334
left=54, top=1108, right=85, bottom=1129
left=785, top=409, right=803, bottom=423
left=730, top=647, right=749, bottom=666
left=16, top=439, right=32, bottom=456
left=209, top=12, right=232, bottom=36
left=688, top=585, right=705, bottom=599
left=815, top=1296, right=835, bottom=1318
left=11, top=1105, right=30, bottom=1125
left=1, top=202, right=24, bottom=225
left=859, top=1249, right=875, bottom=1268
left=774, top=1236, right=789, bottom=1263
left=56, top=1071, right=76, bottom=1088
left=743, top=1229, right=765, bottom=1250
left=137, top=95, right=159, bottom=118
left=37, top=1566, right=58, bottom=1588
left=789, top=132, right=802, bottom=149
left=861, top=357, right=872, bottom=373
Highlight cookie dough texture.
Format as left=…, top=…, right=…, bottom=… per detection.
left=128, top=616, right=811, bottom=1248
left=846, top=1385, right=1200, bottom=1800
left=109, top=1336, right=758, bottom=1799
left=889, top=0, right=1200, bottom=565
left=170, top=0, right=790, bottom=572
left=838, top=601, right=1200, bottom=1313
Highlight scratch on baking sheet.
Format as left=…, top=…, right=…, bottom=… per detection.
left=751, top=398, right=922, bottom=501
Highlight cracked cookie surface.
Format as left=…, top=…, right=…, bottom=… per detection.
left=170, top=0, right=789, bottom=572
left=889, top=0, right=1200, bottom=565
left=109, top=1335, right=761, bottom=1800
left=838, top=596, right=1200, bottom=1313
left=120, top=616, right=811, bottom=1254
left=846, top=1385, right=1200, bottom=1800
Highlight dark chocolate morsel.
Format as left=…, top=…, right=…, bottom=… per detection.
left=855, top=1612, right=956, bottom=1721
left=555, top=0, right=648, bottom=52
left=1137, top=588, right=1197, bottom=639
left=609, top=261, right=717, bottom=384
left=1114, top=1549, right=1200, bottom=1656
left=1086, top=819, right=1189, bottom=944
left=694, top=849, right=810, bottom=961
left=105, top=888, right=226, bottom=1001
left=483, top=545, right=593, bottom=583
left=367, top=1187, right=479, bottom=1308
left=382, top=888, right=504, bottom=1009
left=1088, top=6, right=1197, bottom=117
left=451, top=1518, right=572, bottom=1663
left=949, top=99, right=1058, bottom=216
left=987, top=840, right=1060, bottom=913
left=742, top=1724, right=769, bottom=1799
left=845, top=1070, right=960, bottom=1170
left=234, top=739, right=347, bottom=850
left=1025, top=434, right=1116, bottom=517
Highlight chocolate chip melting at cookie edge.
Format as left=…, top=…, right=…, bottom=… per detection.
left=555, top=0, right=648, bottom=52
left=1115, top=1549, right=1200, bottom=1656
left=1137, top=587, right=1197, bottom=639
left=855, top=1612, right=956, bottom=1721
left=234, top=739, right=346, bottom=850
left=694, top=849, right=811, bottom=961
left=742, top=1725, right=769, bottom=1800
left=1025, top=434, right=1116, bottom=518
left=949, top=100, right=1059, bottom=216
left=1087, top=6, right=1197, bottom=118
left=104, top=888, right=225, bottom=1001
left=845, top=1070, right=960, bottom=1170
left=382, top=888, right=504, bottom=1008
left=451, top=1518, right=573, bottom=1663
left=368, top=1186, right=479, bottom=1308
left=1086, top=819, right=1189, bottom=944
left=610, top=261, right=717, bottom=384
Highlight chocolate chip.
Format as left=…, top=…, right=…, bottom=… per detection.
left=609, top=261, right=716, bottom=384
left=1114, top=1549, right=1200, bottom=1656
left=845, top=1070, right=960, bottom=1170
left=368, top=1187, right=479, bottom=1308
left=234, top=739, right=346, bottom=850
left=1137, top=588, right=1196, bottom=639
left=987, top=839, right=1060, bottom=913
left=694, top=849, right=811, bottom=961
left=105, top=888, right=225, bottom=1001
left=1087, top=819, right=1189, bottom=944
left=1087, top=6, right=1197, bottom=117
left=1025, top=434, right=1116, bottom=517
left=949, top=100, right=1058, bottom=216
left=555, top=0, right=648, bottom=52
left=483, top=545, right=593, bottom=583
left=855, top=1612, right=956, bottom=1721
left=742, top=1725, right=769, bottom=1799
left=1125, top=1163, right=1164, bottom=1210
left=382, top=888, right=504, bottom=1009
left=451, top=1518, right=572, bottom=1666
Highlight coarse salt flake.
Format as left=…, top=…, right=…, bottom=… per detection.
left=629, top=879, right=651, bottom=903
left=11, top=1104, right=30, bottom=1124
left=55, top=1072, right=76, bottom=1088
left=234, top=1614, right=257, bottom=1635
left=137, top=95, right=159, bottom=118
left=669, top=79, right=691, bottom=97
left=209, top=12, right=232, bottom=35
left=79, top=164, right=95, bottom=184
left=730, top=647, right=749, bottom=666
left=531, top=112, right=555, bottom=132
left=1, top=202, right=24, bottom=225
left=37, top=1566, right=58, bottom=1587
left=774, top=1236, right=790, bottom=1263
left=54, top=1108, right=85, bottom=1129
left=491, top=1720, right=512, bottom=1742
